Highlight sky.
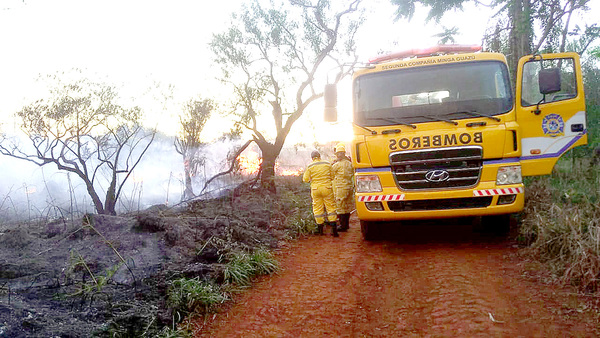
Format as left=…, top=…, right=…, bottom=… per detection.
left=0, top=0, right=501, bottom=141
left=1, top=0, right=598, bottom=142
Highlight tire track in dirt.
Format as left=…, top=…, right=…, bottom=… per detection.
left=194, top=216, right=599, bottom=337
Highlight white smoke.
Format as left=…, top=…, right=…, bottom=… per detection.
left=0, top=132, right=328, bottom=223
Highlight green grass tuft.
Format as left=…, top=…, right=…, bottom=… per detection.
left=167, top=278, right=228, bottom=316
left=222, top=248, right=279, bottom=286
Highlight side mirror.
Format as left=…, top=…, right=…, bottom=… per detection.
left=324, top=84, right=338, bottom=122
left=539, top=68, right=561, bottom=95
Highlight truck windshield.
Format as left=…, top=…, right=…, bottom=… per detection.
left=354, top=61, right=513, bottom=126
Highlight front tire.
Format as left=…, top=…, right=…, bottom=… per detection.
left=482, top=214, right=511, bottom=235
left=360, top=220, right=379, bottom=241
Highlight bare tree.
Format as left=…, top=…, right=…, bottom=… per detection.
left=210, top=0, right=363, bottom=193
left=174, top=98, right=214, bottom=200
left=0, top=76, right=156, bottom=215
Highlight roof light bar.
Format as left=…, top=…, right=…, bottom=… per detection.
left=368, top=44, right=482, bottom=64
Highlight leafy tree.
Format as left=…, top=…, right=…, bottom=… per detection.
left=0, top=75, right=156, bottom=215
left=433, top=25, right=459, bottom=44
left=582, top=47, right=600, bottom=106
left=391, top=0, right=598, bottom=78
left=210, top=0, right=363, bottom=192
left=174, top=98, right=214, bottom=200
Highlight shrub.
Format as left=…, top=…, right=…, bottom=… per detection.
left=520, top=156, right=600, bottom=293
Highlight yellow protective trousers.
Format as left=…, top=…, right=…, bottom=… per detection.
left=332, top=158, right=354, bottom=214
left=310, top=185, right=337, bottom=225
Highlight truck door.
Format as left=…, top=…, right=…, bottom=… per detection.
left=515, top=52, right=588, bottom=176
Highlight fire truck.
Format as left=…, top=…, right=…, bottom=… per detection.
left=324, top=45, right=588, bottom=240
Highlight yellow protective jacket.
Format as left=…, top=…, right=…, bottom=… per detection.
left=332, top=158, right=354, bottom=213
left=302, top=159, right=334, bottom=188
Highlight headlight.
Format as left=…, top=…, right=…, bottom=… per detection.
left=356, top=175, right=382, bottom=193
left=496, top=165, right=522, bottom=185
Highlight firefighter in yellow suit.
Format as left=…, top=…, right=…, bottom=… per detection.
left=332, top=143, right=354, bottom=232
left=302, top=150, right=339, bottom=237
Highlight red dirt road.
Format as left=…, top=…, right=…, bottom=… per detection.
left=194, top=216, right=599, bottom=337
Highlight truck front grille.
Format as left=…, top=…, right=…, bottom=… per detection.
left=390, top=146, right=483, bottom=190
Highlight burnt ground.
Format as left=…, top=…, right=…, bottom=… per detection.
left=0, top=181, right=303, bottom=337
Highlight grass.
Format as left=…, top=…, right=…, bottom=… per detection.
left=520, top=149, right=600, bottom=293
left=222, top=248, right=279, bottom=286
left=167, top=278, right=229, bottom=316
left=279, top=183, right=318, bottom=238
left=165, top=248, right=279, bottom=336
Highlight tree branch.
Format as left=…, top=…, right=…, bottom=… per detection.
left=201, top=139, right=254, bottom=194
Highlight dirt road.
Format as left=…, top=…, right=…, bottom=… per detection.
left=195, top=215, right=599, bottom=337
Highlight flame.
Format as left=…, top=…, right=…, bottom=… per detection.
left=276, top=164, right=302, bottom=176
left=238, top=151, right=262, bottom=175
left=238, top=150, right=302, bottom=176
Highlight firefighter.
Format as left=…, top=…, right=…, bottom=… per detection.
left=332, top=143, right=354, bottom=232
left=302, top=150, right=339, bottom=237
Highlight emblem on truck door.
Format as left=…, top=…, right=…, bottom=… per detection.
left=425, top=170, right=450, bottom=182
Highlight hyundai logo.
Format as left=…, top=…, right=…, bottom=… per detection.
left=425, top=170, right=450, bottom=182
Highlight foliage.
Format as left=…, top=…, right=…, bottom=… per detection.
left=157, top=327, right=191, bottom=338
left=67, top=250, right=122, bottom=300
left=433, top=25, right=459, bottom=44
left=222, top=248, right=279, bottom=286
left=0, top=72, right=156, bottom=215
left=584, top=104, right=600, bottom=149
left=520, top=156, right=600, bottom=293
left=391, top=0, right=468, bottom=23
left=210, top=0, right=363, bottom=192
left=167, top=278, right=229, bottom=317
left=166, top=249, right=278, bottom=331
left=391, top=0, right=598, bottom=81
left=582, top=50, right=600, bottom=107
left=281, top=184, right=319, bottom=238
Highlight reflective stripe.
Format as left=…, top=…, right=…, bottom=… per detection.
left=357, top=194, right=405, bottom=202
left=473, top=187, right=524, bottom=196
left=307, top=161, right=330, bottom=169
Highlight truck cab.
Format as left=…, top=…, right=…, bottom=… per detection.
left=325, top=45, right=587, bottom=239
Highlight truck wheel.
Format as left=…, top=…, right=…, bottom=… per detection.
left=360, top=220, right=379, bottom=241
left=482, top=214, right=511, bottom=235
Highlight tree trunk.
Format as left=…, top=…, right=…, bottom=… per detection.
left=183, top=155, right=195, bottom=200
left=256, top=142, right=281, bottom=194
left=104, top=171, right=118, bottom=215
left=508, top=0, right=533, bottom=81
left=183, top=166, right=194, bottom=200
left=260, top=157, right=277, bottom=193
left=83, top=178, right=106, bottom=215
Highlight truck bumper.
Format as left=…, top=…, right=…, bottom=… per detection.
left=355, top=183, right=525, bottom=221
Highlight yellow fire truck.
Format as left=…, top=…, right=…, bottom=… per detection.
left=324, top=45, right=588, bottom=239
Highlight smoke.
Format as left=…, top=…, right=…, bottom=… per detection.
left=0, top=132, right=330, bottom=223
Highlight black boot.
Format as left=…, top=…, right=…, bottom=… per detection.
left=340, top=214, right=350, bottom=231
left=330, top=222, right=339, bottom=237
left=316, top=223, right=324, bottom=235
left=337, top=214, right=346, bottom=232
